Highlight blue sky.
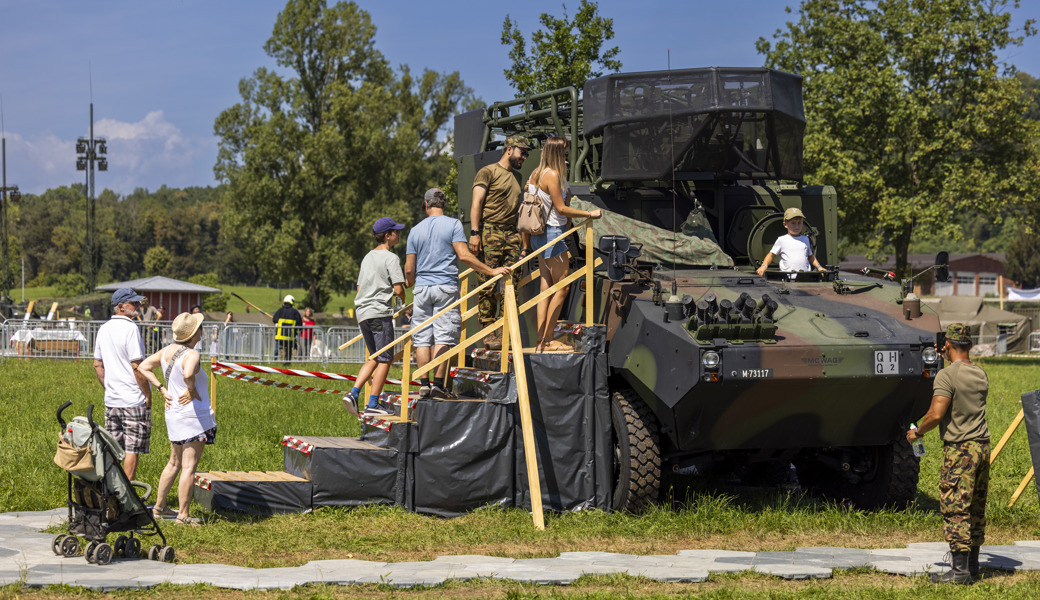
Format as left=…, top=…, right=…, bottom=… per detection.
left=1, top=0, right=1038, bottom=196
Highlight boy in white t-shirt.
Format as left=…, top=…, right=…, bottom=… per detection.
left=755, top=207, right=827, bottom=276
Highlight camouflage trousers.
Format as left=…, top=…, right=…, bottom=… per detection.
left=477, top=223, right=522, bottom=327
left=940, top=440, right=990, bottom=552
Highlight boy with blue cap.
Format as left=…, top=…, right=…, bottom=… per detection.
left=346, top=217, right=407, bottom=416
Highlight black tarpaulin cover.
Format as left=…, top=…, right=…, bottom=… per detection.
left=410, top=400, right=518, bottom=517
left=1020, top=389, right=1040, bottom=506
left=514, top=352, right=612, bottom=512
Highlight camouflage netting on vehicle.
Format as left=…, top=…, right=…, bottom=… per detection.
left=571, top=198, right=734, bottom=268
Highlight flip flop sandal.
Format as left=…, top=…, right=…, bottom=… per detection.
left=152, top=507, right=178, bottom=518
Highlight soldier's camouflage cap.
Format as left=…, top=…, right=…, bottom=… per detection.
left=946, top=323, right=972, bottom=343
left=505, top=134, right=532, bottom=150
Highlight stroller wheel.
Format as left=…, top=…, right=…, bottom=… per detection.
left=114, top=535, right=128, bottom=558
left=147, top=544, right=161, bottom=561
left=59, top=535, right=79, bottom=557
left=125, top=537, right=142, bottom=559
left=159, top=545, right=175, bottom=563
left=52, top=534, right=67, bottom=556
left=93, top=543, right=113, bottom=566
left=84, top=541, right=98, bottom=563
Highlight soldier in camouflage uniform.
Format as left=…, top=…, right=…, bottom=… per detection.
left=906, top=323, right=990, bottom=584
left=468, top=134, right=530, bottom=349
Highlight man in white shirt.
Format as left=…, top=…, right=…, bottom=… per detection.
left=93, top=288, right=153, bottom=480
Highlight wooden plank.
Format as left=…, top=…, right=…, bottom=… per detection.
left=504, top=280, right=544, bottom=531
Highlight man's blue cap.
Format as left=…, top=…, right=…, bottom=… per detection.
left=111, top=288, right=145, bottom=306
left=373, top=217, right=405, bottom=234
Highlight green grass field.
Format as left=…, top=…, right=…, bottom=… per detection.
left=2, top=356, right=1040, bottom=598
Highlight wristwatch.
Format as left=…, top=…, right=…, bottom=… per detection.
left=470, top=229, right=481, bottom=237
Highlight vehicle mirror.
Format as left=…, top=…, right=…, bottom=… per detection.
left=934, top=251, right=950, bottom=283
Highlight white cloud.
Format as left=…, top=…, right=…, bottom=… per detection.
left=4, top=111, right=219, bottom=196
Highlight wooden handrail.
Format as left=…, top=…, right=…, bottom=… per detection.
left=337, top=304, right=414, bottom=351
left=364, top=218, right=595, bottom=361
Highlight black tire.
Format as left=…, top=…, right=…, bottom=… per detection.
left=125, top=537, right=141, bottom=560
left=794, top=437, right=919, bottom=509
left=52, top=534, right=66, bottom=556
left=60, top=535, right=79, bottom=557
left=84, top=541, right=98, bottom=563
left=159, top=546, right=175, bottom=563
left=114, top=535, right=127, bottom=558
left=610, top=387, right=662, bottom=512
left=148, top=544, right=161, bottom=561
left=93, top=543, right=113, bottom=566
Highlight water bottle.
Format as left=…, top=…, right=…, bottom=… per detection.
left=910, top=423, right=926, bottom=457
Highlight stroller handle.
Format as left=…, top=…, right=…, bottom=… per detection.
left=57, top=400, right=73, bottom=430
left=87, top=404, right=95, bottom=427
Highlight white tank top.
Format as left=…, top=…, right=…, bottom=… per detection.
left=160, top=347, right=216, bottom=442
left=528, top=173, right=569, bottom=228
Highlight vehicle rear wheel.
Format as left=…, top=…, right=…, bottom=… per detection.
left=794, top=436, right=919, bottom=509
left=610, top=387, right=662, bottom=512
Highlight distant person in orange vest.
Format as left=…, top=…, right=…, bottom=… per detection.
left=272, top=295, right=302, bottom=365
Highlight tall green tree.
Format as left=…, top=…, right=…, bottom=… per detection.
left=214, top=0, right=472, bottom=310
left=501, top=0, right=622, bottom=96
left=757, top=0, right=1040, bottom=276
left=1006, top=227, right=1040, bottom=288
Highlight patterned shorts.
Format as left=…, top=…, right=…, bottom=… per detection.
left=104, top=405, right=152, bottom=455
left=172, top=426, right=217, bottom=446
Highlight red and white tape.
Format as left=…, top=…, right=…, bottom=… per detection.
left=450, top=367, right=494, bottom=384
left=214, top=367, right=349, bottom=395
left=194, top=473, right=212, bottom=490
left=554, top=322, right=585, bottom=335
left=281, top=435, right=315, bottom=455
left=213, top=361, right=420, bottom=386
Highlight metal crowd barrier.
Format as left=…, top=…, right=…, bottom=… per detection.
left=2, top=319, right=412, bottom=367
left=1030, top=331, right=1040, bottom=353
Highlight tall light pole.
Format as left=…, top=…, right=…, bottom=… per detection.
left=1, top=136, right=21, bottom=302
left=76, top=103, right=107, bottom=292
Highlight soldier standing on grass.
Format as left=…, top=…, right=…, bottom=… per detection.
left=468, top=134, right=530, bottom=350
left=906, top=323, right=990, bottom=584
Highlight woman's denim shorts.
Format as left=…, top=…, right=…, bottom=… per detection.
left=531, top=224, right=568, bottom=259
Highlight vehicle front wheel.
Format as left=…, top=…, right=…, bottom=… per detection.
left=610, top=387, right=662, bottom=512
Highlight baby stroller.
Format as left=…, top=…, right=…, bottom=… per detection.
left=52, top=401, right=173, bottom=564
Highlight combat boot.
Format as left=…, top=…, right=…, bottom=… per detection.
left=932, top=551, right=972, bottom=584
left=969, top=546, right=981, bottom=581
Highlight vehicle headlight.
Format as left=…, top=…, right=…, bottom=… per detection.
left=922, top=346, right=938, bottom=365
left=701, top=350, right=720, bottom=369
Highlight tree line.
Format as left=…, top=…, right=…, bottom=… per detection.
left=4, top=0, right=1040, bottom=309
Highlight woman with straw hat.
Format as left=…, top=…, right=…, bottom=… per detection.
left=137, top=312, right=217, bottom=525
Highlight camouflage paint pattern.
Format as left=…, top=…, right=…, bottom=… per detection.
left=603, top=268, right=941, bottom=452
left=940, top=440, right=990, bottom=551
left=571, top=198, right=733, bottom=268
left=477, top=223, right=522, bottom=326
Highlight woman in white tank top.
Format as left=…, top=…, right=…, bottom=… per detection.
left=520, top=136, right=602, bottom=352
left=136, top=312, right=216, bottom=525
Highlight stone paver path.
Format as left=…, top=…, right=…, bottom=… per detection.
left=4, top=510, right=1040, bottom=590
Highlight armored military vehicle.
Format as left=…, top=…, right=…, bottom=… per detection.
left=454, top=68, right=944, bottom=511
